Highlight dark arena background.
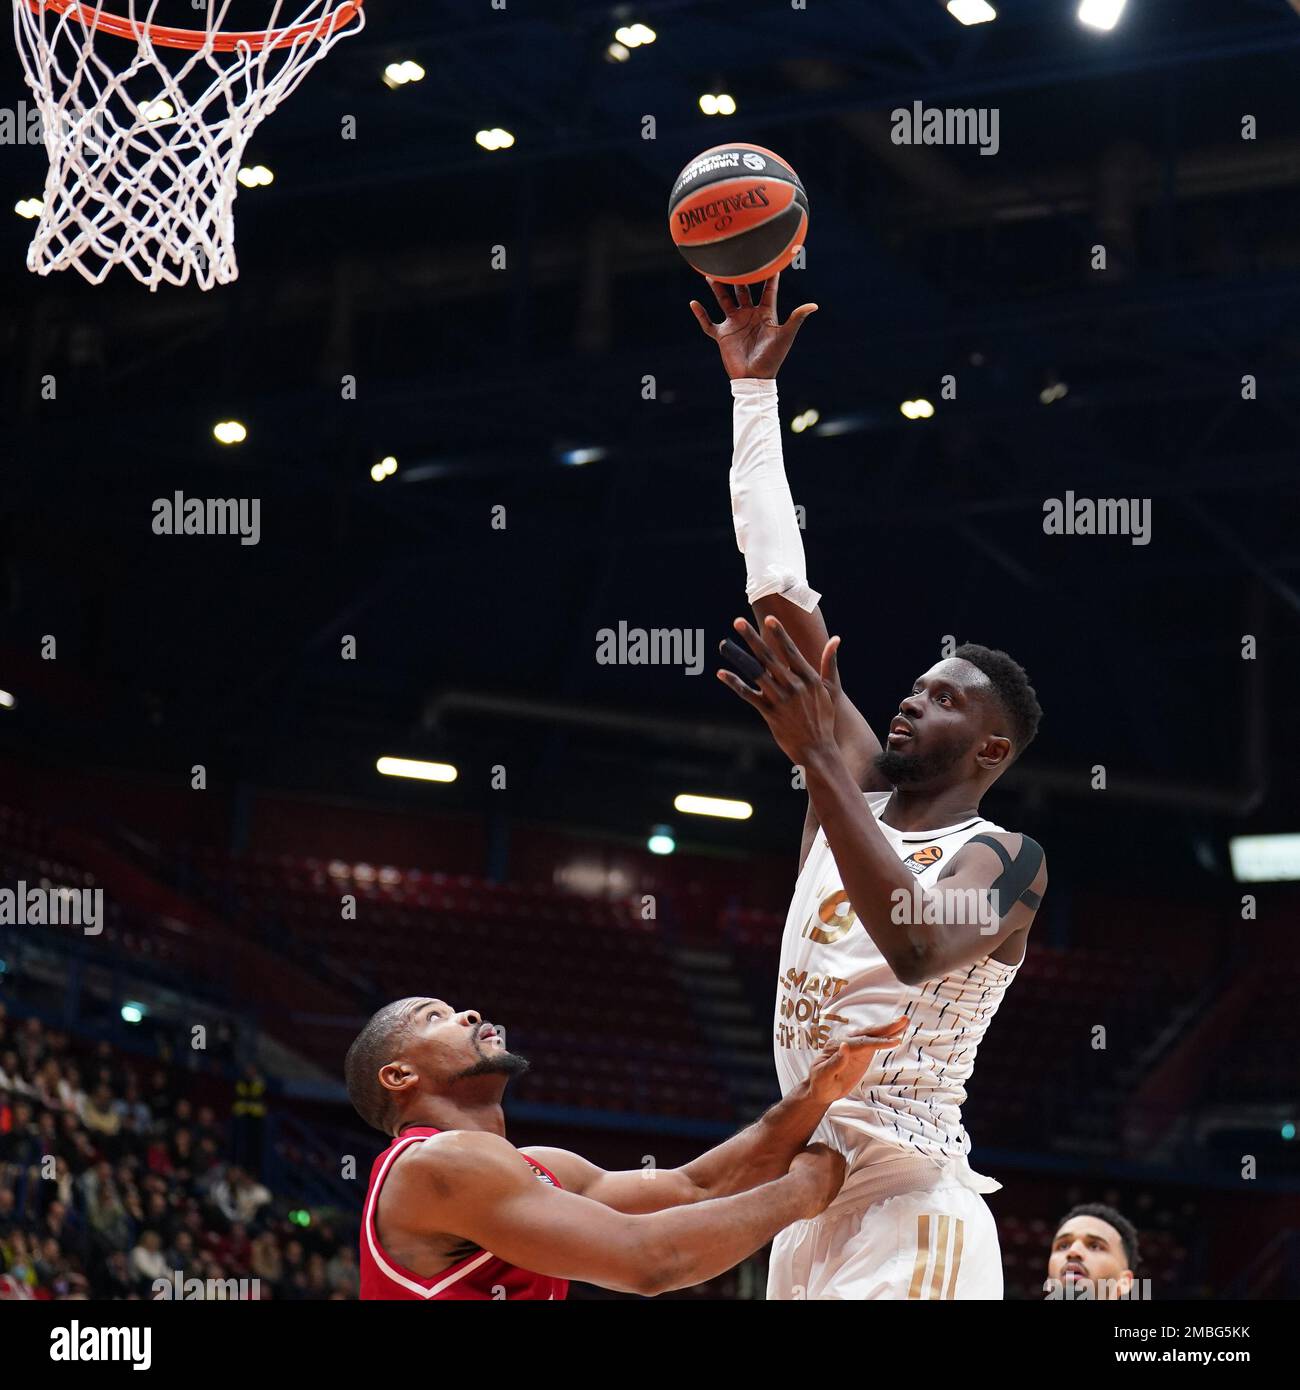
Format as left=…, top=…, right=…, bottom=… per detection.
left=1, top=0, right=1298, bottom=1344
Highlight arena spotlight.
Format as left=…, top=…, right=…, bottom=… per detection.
left=120, top=1002, right=146, bottom=1024
left=1077, top=0, right=1126, bottom=31
left=614, top=23, right=656, bottom=48
left=383, top=60, right=426, bottom=89
left=212, top=420, right=248, bottom=445
left=376, top=756, right=458, bottom=783
left=0, top=690, right=15, bottom=709
left=790, top=408, right=820, bottom=434
left=1229, top=833, right=1300, bottom=882
left=14, top=197, right=43, bottom=220
left=606, top=41, right=630, bottom=62
left=475, top=128, right=515, bottom=151
left=370, top=455, right=398, bottom=482
left=673, top=793, right=753, bottom=821
left=946, top=0, right=996, bottom=24
left=559, top=446, right=605, bottom=466
left=142, top=98, right=174, bottom=123
left=900, top=399, right=935, bottom=420
left=1283, top=1122, right=1297, bottom=1141
left=699, top=93, right=736, bottom=116
left=236, top=165, right=274, bottom=189
left=647, top=824, right=676, bottom=855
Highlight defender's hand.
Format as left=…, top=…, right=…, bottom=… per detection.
left=787, top=1143, right=847, bottom=1218
left=806, top=1018, right=909, bottom=1105
left=688, top=271, right=817, bottom=380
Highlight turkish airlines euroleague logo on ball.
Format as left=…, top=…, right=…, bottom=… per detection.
left=904, top=846, right=943, bottom=875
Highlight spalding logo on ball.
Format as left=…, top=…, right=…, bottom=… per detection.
left=668, top=142, right=808, bottom=285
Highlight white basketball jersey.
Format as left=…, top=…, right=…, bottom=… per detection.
left=774, top=792, right=1022, bottom=1169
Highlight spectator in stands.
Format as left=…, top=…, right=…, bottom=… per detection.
left=101, top=1249, right=135, bottom=1299
left=82, top=1083, right=123, bottom=1148
left=111, top=1079, right=152, bottom=1145
left=2, top=1229, right=37, bottom=1291
left=0, top=1012, right=356, bottom=1300
left=211, top=1165, right=271, bottom=1225
left=194, top=1104, right=223, bottom=1151
left=1045, top=1203, right=1139, bottom=1300
left=168, top=1126, right=195, bottom=1184
left=0, top=1049, right=35, bottom=1097
left=145, top=1066, right=175, bottom=1118
left=210, top=1220, right=251, bottom=1273
left=57, top=1064, right=87, bottom=1117
left=0, top=1100, right=38, bottom=1165
left=232, top=1064, right=268, bottom=1176
left=326, top=1243, right=359, bottom=1298
left=279, top=1236, right=309, bottom=1300
left=129, top=1230, right=168, bottom=1288
left=250, top=1230, right=283, bottom=1286
left=167, top=1229, right=196, bottom=1274
left=86, top=1170, right=131, bottom=1253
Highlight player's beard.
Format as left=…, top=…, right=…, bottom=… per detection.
left=874, top=736, right=972, bottom=787
left=452, top=1049, right=531, bottom=1082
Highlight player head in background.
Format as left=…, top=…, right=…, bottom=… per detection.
left=1045, top=1203, right=1139, bottom=1300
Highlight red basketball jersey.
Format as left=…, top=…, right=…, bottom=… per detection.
left=359, top=1126, right=569, bottom=1300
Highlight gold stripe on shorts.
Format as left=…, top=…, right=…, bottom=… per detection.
left=927, top=1216, right=951, bottom=1299
left=944, top=1218, right=965, bottom=1299
left=907, top=1214, right=931, bottom=1299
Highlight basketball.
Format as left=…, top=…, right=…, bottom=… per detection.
left=668, top=142, right=808, bottom=284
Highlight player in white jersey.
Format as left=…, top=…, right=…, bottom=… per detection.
left=690, top=272, right=1048, bottom=1299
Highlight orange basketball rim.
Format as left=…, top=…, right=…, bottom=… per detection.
left=21, top=0, right=365, bottom=51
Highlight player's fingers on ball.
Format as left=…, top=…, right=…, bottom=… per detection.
left=705, top=276, right=735, bottom=315
left=759, top=271, right=778, bottom=313
left=733, top=281, right=752, bottom=309
left=688, top=301, right=717, bottom=337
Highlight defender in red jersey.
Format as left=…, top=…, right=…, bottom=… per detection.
left=346, top=996, right=908, bottom=1299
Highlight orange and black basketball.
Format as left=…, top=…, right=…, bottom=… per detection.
left=668, top=142, right=808, bottom=284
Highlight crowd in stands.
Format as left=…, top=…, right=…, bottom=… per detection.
left=0, top=1005, right=358, bottom=1300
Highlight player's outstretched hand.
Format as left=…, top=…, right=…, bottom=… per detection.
left=806, top=1017, right=909, bottom=1105
left=688, top=270, right=817, bottom=380
left=717, top=614, right=839, bottom=765
left=787, top=1143, right=847, bottom=1218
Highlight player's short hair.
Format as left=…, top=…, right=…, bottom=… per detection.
left=952, top=643, right=1042, bottom=757
left=1058, top=1203, right=1140, bottom=1270
left=345, top=999, right=421, bottom=1135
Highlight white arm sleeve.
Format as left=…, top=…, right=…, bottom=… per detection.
left=729, top=377, right=822, bottom=612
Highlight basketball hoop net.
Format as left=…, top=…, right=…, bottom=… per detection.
left=12, top=1, right=366, bottom=290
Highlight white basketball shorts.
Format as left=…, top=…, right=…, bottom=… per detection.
left=766, top=1182, right=1003, bottom=1300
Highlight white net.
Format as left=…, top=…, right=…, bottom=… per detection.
left=12, top=0, right=366, bottom=290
